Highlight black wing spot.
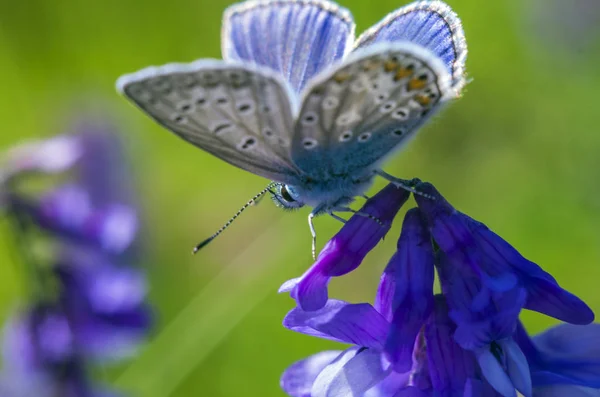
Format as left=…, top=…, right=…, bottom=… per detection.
left=237, top=102, right=254, bottom=114
left=179, top=103, right=192, bottom=113
left=302, top=138, right=318, bottom=149
left=240, top=137, right=257, bottom=150
left=301, top=112, right=318, bottom=126
left=213, top=123, right=232, bottom=134
left=358, top=132, right=372, bottom=142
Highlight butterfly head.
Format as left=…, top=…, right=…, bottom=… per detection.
left=271, top=183, right=305, bottom=211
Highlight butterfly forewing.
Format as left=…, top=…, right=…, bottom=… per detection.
left=290, top=43, right=453, bottom=181
left=117, top=60, right=302, bottom=185
left=222, top=0, right=355, bottom=93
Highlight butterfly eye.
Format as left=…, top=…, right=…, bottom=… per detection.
left=271, top=184, right=304, bottom=210
left=280, top=185, right=295, bottom=202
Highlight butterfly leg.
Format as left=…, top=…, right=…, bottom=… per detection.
left=333, top=206, right=384, bottom=226
left=329, top=213, right=347, bottom=224
left=308, top=211, right=318, bottom=261
left=374, top=170, right=433, bottom=199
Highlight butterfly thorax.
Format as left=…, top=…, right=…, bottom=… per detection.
left=287, top=174, right=374, bottom=214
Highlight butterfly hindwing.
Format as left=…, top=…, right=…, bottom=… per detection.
left=354, top=0, right=467, bottom=91
left=290, top=43, right=452, bottom=181
left=117, top=60, right=302, bottom=185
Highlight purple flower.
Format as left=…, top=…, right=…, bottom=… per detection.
left=515, top=321, right=600, bottom=394
left=376, top=208, right=434, bottom=373
left=280, top=184, right=410, bottom=311
left=0, top=125, right=152, bottom=396
left=280, top=294, right=527, bottom=397
left=281, top=207, right=432, bottom=396
left=281, top=205, right=523, bottom=396
left=414, top=182, right=594, bottom=352
left=281, top=181, right=597, bottom=396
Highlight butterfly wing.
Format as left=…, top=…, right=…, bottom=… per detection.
left=117, top=60, right=303, bottom=185
left=222, top=0, right=355, bottom=93
left=354, top=0, right=467, bottom=91
left=290, top=42, right=453, bottom=181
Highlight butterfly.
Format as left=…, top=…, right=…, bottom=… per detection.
left=116, top=0, right=467, bottom=256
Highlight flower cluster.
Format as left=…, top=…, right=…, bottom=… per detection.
left=0, top=125, right=152, bottom=397
left=280, top=183, right=600, bottom=397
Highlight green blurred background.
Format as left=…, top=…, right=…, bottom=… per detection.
left=1, top=0, right=599, bottom=395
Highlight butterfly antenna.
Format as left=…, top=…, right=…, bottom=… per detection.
left=192, top=182, right=278, bottom=254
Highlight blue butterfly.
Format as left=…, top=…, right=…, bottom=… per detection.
left=117, top=0, right=467, bottom=256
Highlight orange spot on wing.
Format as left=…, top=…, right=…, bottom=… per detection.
left=415, top=94, right=432, bottom=107
left=394, top=67, right=414, bottom=81
left=334, top=72, right=351, bottom=83
left=384, top=60, right=398, bottom=72
left=408, top=78, right=427, bottom=91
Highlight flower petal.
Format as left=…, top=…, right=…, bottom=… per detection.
left=222, top=0, right=355, bottom=93
left=415, top=184, right=517, bottom=292
left=501, top=338, right=532, bottom=397
left=364, top=370, right=410, bottom=397
left=424, top=296, right=480, bottom=393
left=281, top=350, right=343, bottom=397
left=292, top=184, right=410, bottom=311
left=392, top=387, right=431, bottom=397
left=534, top=323, right=600, bottom=360
left=473, top=224, right=594, bottom=325
left=312, top=347, right=390, bottom=397
left=533, top=385, right=600, bottom=397
left=528, top=323, right=600, bottom=388
left=2, top=135, right=82, bottom=176
left=283, top=300, right=388, bottom=349
left=56, top=259, right=147, bottom=316
left=381, top=209, right=435, bottom=372
left=524, top=280, right=594, bottom=325
left=477, top=348, right=517, bottom=397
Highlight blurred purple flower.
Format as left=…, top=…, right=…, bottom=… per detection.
left=0, top=124, right=152, bottom=396
left=1, top=135, right=82, bottom=178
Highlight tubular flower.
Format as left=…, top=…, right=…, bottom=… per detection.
left=281, top=181, right=596, bottom=396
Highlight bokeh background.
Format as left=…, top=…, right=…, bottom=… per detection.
left=1, top=0, right=600, bottom=395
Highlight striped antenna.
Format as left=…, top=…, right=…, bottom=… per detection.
left=192, top=182, right=278, bottom=254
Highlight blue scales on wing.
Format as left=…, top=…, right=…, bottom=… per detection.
left=354, top=0, right=467, bottom=90
left=221, top=0, right=356, bottom=93
left=289, top=43, right=453, bottom=181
